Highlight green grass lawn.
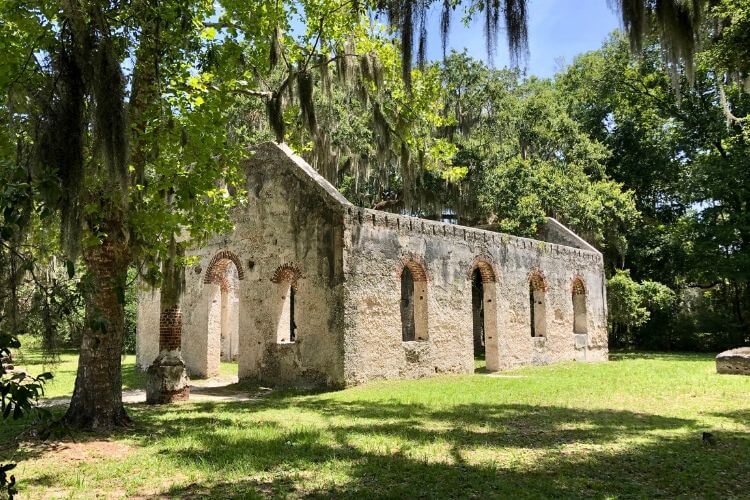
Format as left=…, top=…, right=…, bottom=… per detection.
left=12, top=349, right=147, bottom=399
left=2, top=352, right=748, bottom=498
left=11, top=346, right=239, bottom=399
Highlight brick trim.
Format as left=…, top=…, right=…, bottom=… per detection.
left=159, top=305, right=182, bottom=351
left=204, top=250, right=245, bottom=284
left=271, top=263, right=302, bottom=289
left=396, top=254, right=429, bottom=282
left=528, top=269, right=548, bottom=292
left=468, top=255, right=497, bottom=283
left=571, top=275, right=586, bottom=295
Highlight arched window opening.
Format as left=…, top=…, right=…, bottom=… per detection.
left=401, top=267, right=415, bottom=341
left=572, top=278, right=588, bottom=334
left=200, top=251, right=244, bottom=378
left=470, top=258, right=499, bottom=369
left=219, top=264, right=240, bottom=361
left=400, top=260, right=428, bottom=341
left=472, top=269, right=485, bottom=356
left=276, top=283, right=297, bottom=343
left=529, top=272, right=547, bottom=338
left=272, top=263, right=302, bottom=344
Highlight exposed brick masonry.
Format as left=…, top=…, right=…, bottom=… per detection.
left=529, top=269, right=548, bottom=292
left=397, top=255, right=429, bottom=282
left=159, top=305, right=182, bottom=351
left=271, top=263, right=303, bottom=288
left=469, top=256, right=498, bottom=283
left=572, top=276, right=586, bottom=296
left=204, top=250, right=245, bottom=284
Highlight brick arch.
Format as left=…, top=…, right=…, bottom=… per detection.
left=204, top=250, right=245, bottom=285
left=528, top=269, right=548, bottom=292
left=397, top=255, right=429, bottom=282
left=468, top=255, right=497, bottom=283
left=571, top=275, right=586, bottom=296
left=271, top=263, right=302, bottom=289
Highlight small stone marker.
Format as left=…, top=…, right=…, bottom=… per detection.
left=146, top=350, right=190, bottom=404
left=716, top=347, right=750, bottom=375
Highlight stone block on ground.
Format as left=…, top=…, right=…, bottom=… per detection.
left=716, top=347, right=750, bottom=375
left=146, top=350, right=190, bottom=404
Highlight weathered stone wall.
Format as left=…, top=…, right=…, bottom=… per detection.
left=136, top=287, right=160, bottom=370
left=145, top=143, right=348, bottom=386
left=138, top=142, right=608, bottom=388
left=220, top=288, right=240, bottom=361
left=341, top=208, right=607, bottom=385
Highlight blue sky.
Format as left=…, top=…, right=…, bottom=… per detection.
left=423, top=0, right=622, bottom=77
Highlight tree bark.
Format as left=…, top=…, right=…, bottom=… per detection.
left=146, top=234, right=190, bottom=404
left=129, top=0, right=160, bottom=187
left=63, top=230, right=131, bottom=429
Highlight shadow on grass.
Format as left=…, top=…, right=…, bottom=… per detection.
left=114, top=397, right=750, bottom=498
left=157, top=431, right=750, bottom=499
left=474, top=352, right=487, bottom=373
left=711, top=409, right=750, bottom=426
left=609, top=351, right=716, bottom=362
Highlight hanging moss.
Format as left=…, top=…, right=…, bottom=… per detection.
left=440, top=0, right=452, bottom=58
left=270, top=25, right=282, bottom=70
left=267, top=93, right=285, bottom=142
left=297, top=70, right=318, bottom=134
left=36, top=39, right=85, bottom=258
left=503, top=0, right=529, bottom=66
left=93, top=37, right=129, bottom=194
left=375, top=0, right=529, bottom=89
left=615, top=0, right=706, bottom=82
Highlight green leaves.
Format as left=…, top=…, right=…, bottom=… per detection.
left=607, top=269, right=677, bottom=347
left=437, top=51, right=637, bottom=250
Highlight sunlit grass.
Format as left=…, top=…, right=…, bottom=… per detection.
left=2, top=351, right=748, bottom=498
left=11, top=341, right=239, bottom=399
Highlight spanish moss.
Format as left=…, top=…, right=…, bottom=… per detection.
left=36, top=40, right=85, bottom=258
left=297, top=70, right=317, bottom=134
left=440, top=0, right=452, bottom=58
left=612, top=0, right=713, bottom=81
left=93, top=37, right=129, bottom=195
left=376, top=0, right=530, bottom=88
left=504, top=0, right=529, bottom=66
left=267, top=93, right=285, bottom=142
left=270, top=25, right=282, bottom=70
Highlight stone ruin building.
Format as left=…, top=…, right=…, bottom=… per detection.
left=137, top=142, right=608, bottom=388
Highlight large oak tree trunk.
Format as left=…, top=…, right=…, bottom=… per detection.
left=63, top=233, right=131, bottom=429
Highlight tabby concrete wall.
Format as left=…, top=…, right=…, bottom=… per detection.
left=138, top=141, right=608, bottom=388
left=341, top=207, right=607, bottom=385
left=136, top=287, right=160, bottom=370
left=176, top=143, right=346, bottom=385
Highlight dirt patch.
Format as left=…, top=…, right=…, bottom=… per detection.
left=39, top=440, right=131, bottom=464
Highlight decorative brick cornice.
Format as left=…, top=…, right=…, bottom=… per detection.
left=344, top=206, right=604, bottom=265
